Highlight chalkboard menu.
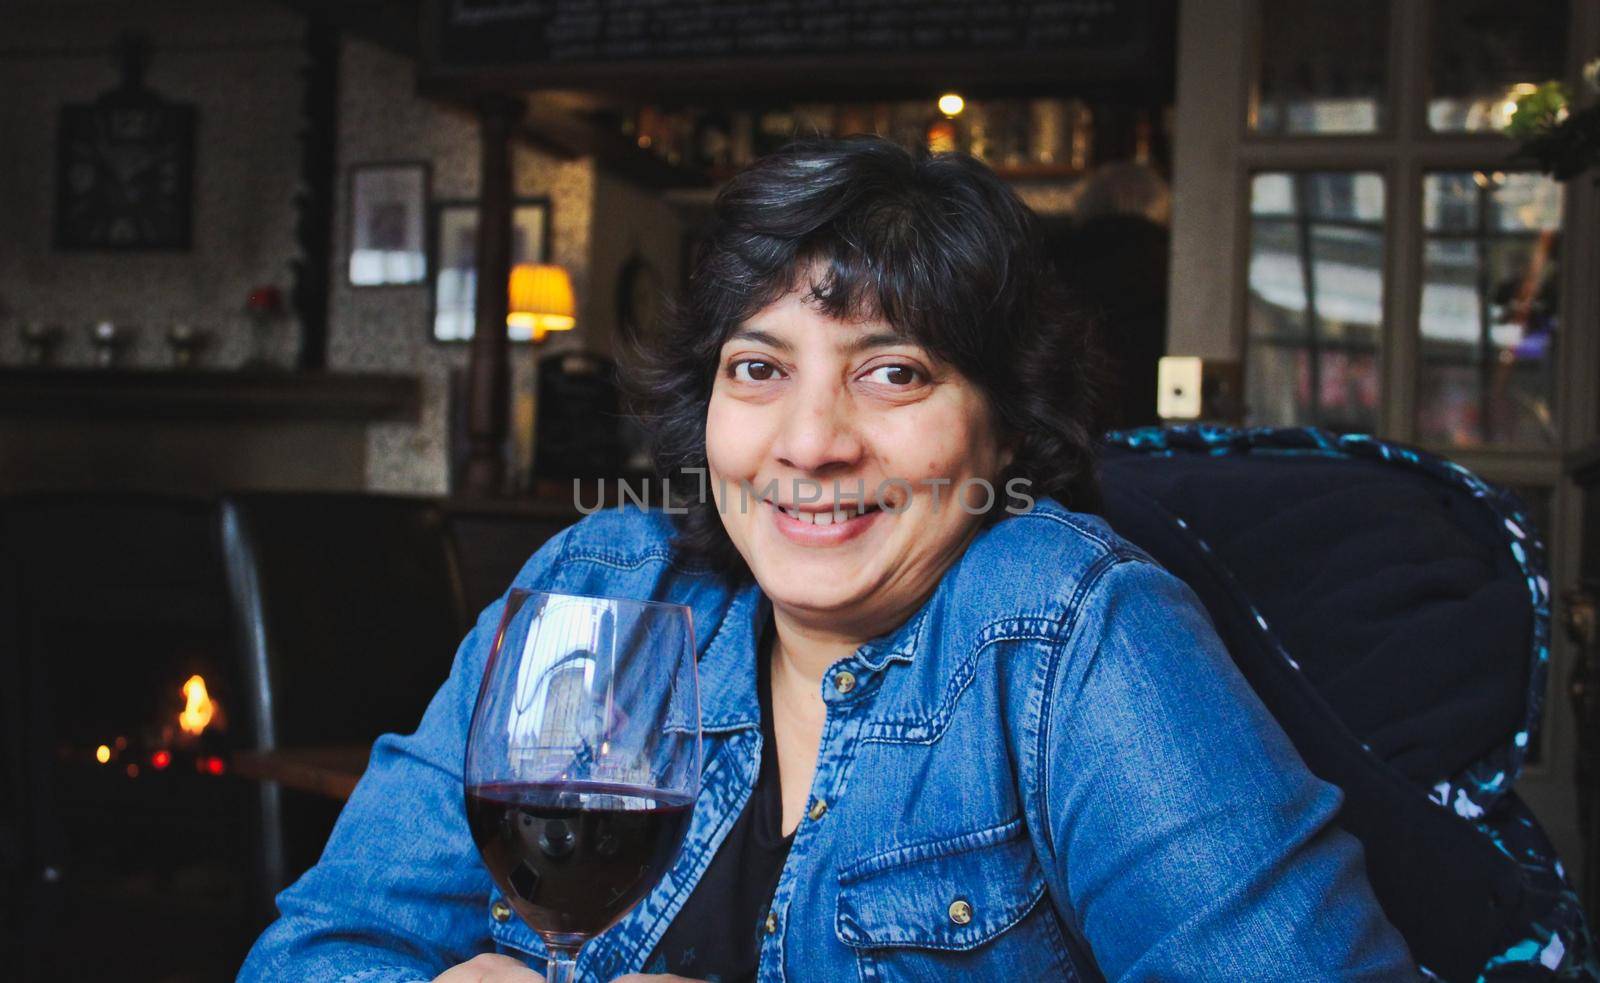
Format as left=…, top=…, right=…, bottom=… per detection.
left=424, top=0, right=1165, bottom=93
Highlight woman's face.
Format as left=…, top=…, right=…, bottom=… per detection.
left=705, top=287, right=1012, bottom=639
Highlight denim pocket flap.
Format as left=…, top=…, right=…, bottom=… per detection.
left=834, top=817, right=1046, bottom=951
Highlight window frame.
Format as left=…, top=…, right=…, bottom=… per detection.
left=1231, top=0, right=1595, bottom=457
left=1241, top=168, right=1391, bottom=433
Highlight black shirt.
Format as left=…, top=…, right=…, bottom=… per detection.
left=647, top=618, right=794, bottom=982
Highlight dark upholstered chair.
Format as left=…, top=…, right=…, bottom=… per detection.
left=1099, top=427, right=1594, bottom=982
left=443, top=502, right=576, bottom=616
left=218, top=493, right=471, bottom=913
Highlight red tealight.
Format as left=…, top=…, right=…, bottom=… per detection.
left=204, top=756, right=226, bottom=776
left=151, top=750, right=171, bottom=770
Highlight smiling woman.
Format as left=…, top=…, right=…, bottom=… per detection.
left=239, top=138, right=1417, bottom=983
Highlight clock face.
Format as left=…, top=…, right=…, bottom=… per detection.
left=56, top=93, right=194, bottom=250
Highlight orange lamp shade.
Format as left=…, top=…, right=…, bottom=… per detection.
left=507, top=263, right=576, bottom=341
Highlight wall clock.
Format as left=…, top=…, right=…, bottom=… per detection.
left=55, top=46, right=195, bottom=251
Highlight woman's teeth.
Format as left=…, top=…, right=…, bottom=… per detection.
left=776, top=503, right=874, bottom=525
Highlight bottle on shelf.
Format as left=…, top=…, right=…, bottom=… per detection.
left=1029, top=99, right=1065, bottom=165
left=1068, top=100, right=1094, bottom=172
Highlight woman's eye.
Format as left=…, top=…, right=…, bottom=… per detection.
left=863, top=364, right=923, bottom=387
left=731, top=360, right=782, bottom=382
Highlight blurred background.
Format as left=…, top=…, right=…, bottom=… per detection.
left=0, top=1, right=1596, bottom=979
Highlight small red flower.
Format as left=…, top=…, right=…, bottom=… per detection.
left=246, top=285, right=283, bottom=315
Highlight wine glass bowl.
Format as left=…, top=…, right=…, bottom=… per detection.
left=465, top=590, right=701, bottom=979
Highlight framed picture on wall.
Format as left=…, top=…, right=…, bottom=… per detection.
left=430, top=197, right=551, bottom=342
left=347, top=162, right=429, bottom=286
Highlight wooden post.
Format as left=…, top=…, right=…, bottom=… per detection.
left=461, top=95, right=523, bottom=497
left=291, top=13, right=338, bottom=371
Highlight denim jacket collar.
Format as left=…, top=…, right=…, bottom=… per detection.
left=695, top=577, right=932, bottom=733
left=696, top=582, right=763, bottom=733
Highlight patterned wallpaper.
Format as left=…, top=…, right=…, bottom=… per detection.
left=0, top=0, right=306, bottom=370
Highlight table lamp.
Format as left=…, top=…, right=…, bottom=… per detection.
left=507, top=263, right=576, bottom=342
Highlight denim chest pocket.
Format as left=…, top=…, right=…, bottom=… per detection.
left=833, top=817, right=1077, bottom=983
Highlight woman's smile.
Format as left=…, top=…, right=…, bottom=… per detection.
left=763, top=496, right=884, bottom=546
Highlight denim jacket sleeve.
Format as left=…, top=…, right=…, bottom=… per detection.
left=236, top=531, right=573, bottom=983
left=1030, top=554, right=1416, bottom=982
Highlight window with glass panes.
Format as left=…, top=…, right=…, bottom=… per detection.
left=1246, top=171, right=1385, bottom=433
left=1418, top=172, right=1564, bottom=449
left=1242, top=0, right=1575, bottom=451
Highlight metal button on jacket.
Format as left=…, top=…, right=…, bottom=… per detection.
left=764, top=910, right=778, bottom=934
left=948, top=899, right=973, bottom=925
left=834, top=670, right=856, bottom=694
left=491, top=900, right=512, bottom=923
left=808, top=799, right=828, bottom=821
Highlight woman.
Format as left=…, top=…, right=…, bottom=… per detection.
left=240, top=138, right=1414, bottom=982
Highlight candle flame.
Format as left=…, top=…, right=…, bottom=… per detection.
left=179, top=674, right=216, bottom=736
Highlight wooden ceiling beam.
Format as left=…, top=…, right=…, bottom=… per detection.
left=269, top=0, right=422, bottom=59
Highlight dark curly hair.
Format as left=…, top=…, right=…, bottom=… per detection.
left=623, top=136, right=1107, bottom=576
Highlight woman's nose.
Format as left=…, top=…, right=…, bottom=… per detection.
left=773, top=381, right=862, bottom=474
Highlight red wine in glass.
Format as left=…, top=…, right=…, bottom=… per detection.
left=465, top=590, right=701, bottom=983
left=466, top=780, right=694, bottom=941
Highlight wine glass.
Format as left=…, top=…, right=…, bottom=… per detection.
left=465, top=590, right=701, bottom=983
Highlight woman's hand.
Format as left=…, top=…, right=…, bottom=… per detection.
left=431, top=957, right=703, bottom=983
left=434, top=954, right=545, bottom=982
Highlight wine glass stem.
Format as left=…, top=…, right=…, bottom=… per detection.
left=545, top=946, right=578, bottom=983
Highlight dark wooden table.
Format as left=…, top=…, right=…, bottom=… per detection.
left=233, top=745, right=371, bottom=801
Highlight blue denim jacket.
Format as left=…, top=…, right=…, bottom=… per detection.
left=239, top=498, right=1415, bottom=982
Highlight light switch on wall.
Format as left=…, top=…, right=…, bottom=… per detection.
left=1157, top=356, right=1204, bottom=420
